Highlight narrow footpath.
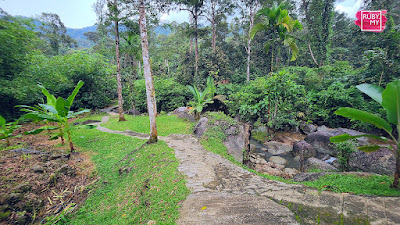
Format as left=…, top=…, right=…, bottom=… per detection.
left=92, top=111, right=400, bottom=225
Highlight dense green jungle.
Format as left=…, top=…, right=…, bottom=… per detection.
left=1, top=0, right=400, bottom=224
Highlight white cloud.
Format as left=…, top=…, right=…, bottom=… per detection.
left=335, top=0, right=363, bottom=18
left=161, top=10, right=189, bottom=24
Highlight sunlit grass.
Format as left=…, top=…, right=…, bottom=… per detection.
left=60, top=115, right=189, bottom=224
left=101, top=114, right=194, bottom=136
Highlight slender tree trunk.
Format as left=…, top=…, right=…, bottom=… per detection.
left=130, top=57, right=137, bottom=117
left=189, top=38, right=193, bottom=53
left=194, top=14, right=199, bottom=78
left=211, top=1, right=216, bottom=51
left=308, top=44, right=319, bottom=67
left=212, top=23, right=216, bottom=51
left=113, top=0, right=126, bottom=121
left=139, top=0, right=157, bottom=143
left=271, top=45, right=274, bottom=72
left=246, top=2, right=256, bottom=82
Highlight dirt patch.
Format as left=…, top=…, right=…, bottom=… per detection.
left=0, top=122, right=95, bottom=224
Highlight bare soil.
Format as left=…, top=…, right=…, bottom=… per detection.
left=0, top=122, right=95, bottom=224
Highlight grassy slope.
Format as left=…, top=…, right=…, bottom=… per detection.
left=200, top=112, right=400, bottom=197
left=63, top=116, right=189, bottom=224
left=101, top=115, right=193, bottom=136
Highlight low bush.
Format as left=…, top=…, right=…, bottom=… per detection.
left=125, top=78, right=191, bottom=113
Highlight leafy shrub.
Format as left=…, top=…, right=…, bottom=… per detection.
left=334, top=141, right=357, bottom=171
left=126, top=78, right=191, bottom=113
left=225, top=70, right=306, bottom=130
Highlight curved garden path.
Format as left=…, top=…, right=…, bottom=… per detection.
left=92, top=109, right=400, bottom=225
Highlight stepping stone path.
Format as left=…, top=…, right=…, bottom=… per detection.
left=93, top=110, right=400, bottom=225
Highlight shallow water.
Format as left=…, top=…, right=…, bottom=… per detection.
left=250, top=139, right=300, bottom=169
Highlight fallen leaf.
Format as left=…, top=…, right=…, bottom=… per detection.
left=201, top=206, right=207, bottom=210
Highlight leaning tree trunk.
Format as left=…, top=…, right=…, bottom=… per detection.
left=113, top=0, right=126, bottom=122
left=139, top=0, right=158, bottom=143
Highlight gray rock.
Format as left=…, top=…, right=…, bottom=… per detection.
left=304, top=130, right=344, bottom=156
left=305, top=157, right=338, bottom=171
left=194, top=117, right=209, bottom=138
left=299, top=122, right=317, bottom=134
left=56, top=164, right=76, bottom=176
left=269, top=156, right=288, bottom=166
left=224, top=124, right=248, bottom=163
left=173, top=107, right=196, bottom=122
left=126, top=108, right=141, bottom=116
left=224, top=126, right=237, bottom=136
left=292, top=141, right=316, bottom=158
left=284, top=168, right=298, bottom=176
left=263, top=141, right=293, bottom=155
left=349, top=148, right=395, bottom=176
left=31, top=165, right=44, bottom=173
left=317, top=125, right=331, bottom=132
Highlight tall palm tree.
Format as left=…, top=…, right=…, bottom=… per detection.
left=251, top=2, right=302, bottom=72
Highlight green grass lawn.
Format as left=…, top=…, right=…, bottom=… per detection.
left=101, top=114, right=194, bottom=136
left=59, top=116, right=189, bottom=224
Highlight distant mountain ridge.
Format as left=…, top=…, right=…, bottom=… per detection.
left=3, top=15, right=171, bottom=48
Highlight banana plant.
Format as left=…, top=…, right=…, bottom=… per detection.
left=330, top=80, right=400, bottom=188
left=0, top=116, right=22, bottom=147
left=187, top=78, right=215, bottom=120
left=18, top=81, right=90, bottom=152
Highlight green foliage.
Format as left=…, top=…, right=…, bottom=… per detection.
left=127, top=78, right=191, bottom=113
left=19, top=81, right=89, bottom=152
left=331, top=80, right=400, bottom=187
left=334, top=141, right=357, bottom=172
left=0, top=51, right=115, bottom=121
left=66, top=127, right=189, bottom=224
left=226, top=70, right=305, bottom=130
left=251, top=2, right=302, bottom=72
left=187, top=76, right=216, bottom=119
left=0, top=116, right=22, bottom=147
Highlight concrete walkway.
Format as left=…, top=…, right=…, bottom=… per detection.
left=93, top=114, right=400, bottom=225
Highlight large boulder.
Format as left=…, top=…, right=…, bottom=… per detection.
left=349, top=148, right=395, bottom=176
left=305, top=157, right=338, bottom=171
left=299, top=122, right=317, bottom=135
left=292, top=141, right=316, bottom=159
left=194, top=114, right=250, bottom=164
left=172, top=107, right=196, bottom=122
left=263, top=141, right=293, bottom=155
left=304, top=130, right=344, bottom=156
left=268, top=156, right=288, bottom=166
left=194, top=117, right=209, bottom=138
left=223, top=124, right=250, bottom=163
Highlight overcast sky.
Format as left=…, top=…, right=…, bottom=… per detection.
left=1, top=0, right=362, bottom=29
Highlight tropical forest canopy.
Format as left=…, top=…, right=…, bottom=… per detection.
left=0, top=0, right=399, bottom=132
